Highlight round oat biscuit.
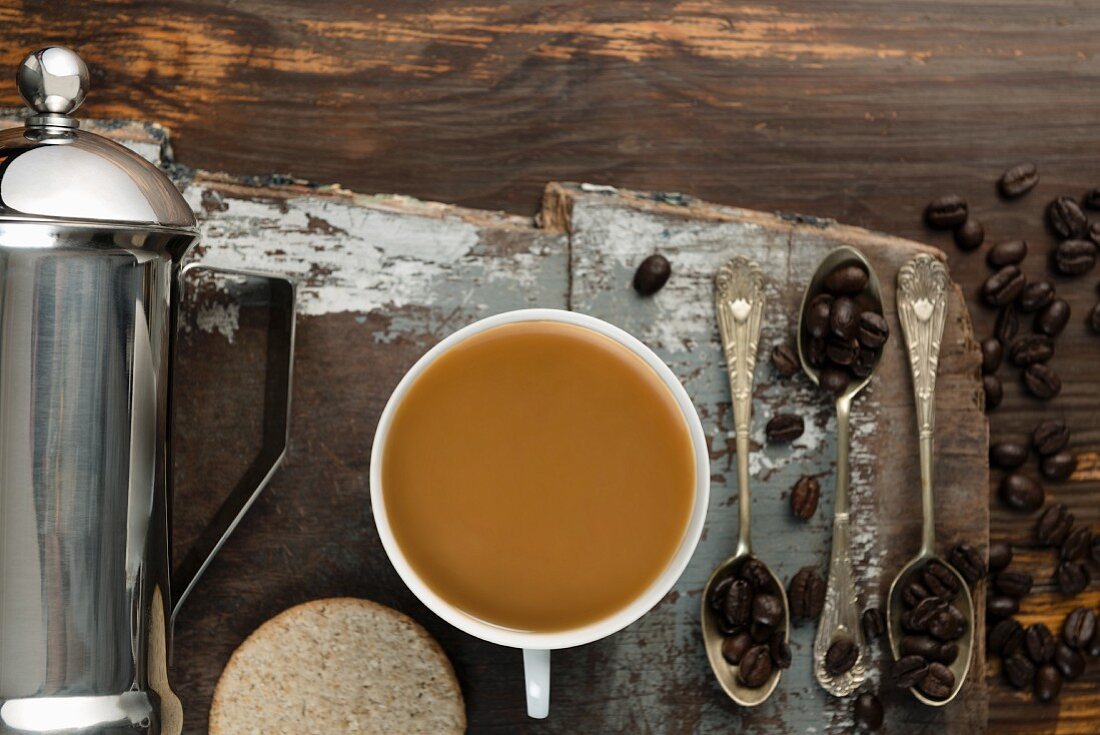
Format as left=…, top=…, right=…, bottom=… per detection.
left=209, top=598, right=465, bottom=734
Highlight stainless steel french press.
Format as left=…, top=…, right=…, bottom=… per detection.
left=0, top=47, right=295, bottom=734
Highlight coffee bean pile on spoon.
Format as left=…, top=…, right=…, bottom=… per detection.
left=707, top=559, right=792, bottom=688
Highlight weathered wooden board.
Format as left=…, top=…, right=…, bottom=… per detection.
left=9, top=118, right=985, bottom=732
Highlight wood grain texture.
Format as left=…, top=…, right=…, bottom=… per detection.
left=2, top=1, right=1099, bottom=729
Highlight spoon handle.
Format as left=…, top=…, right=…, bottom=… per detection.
left=715, top=256, right=766, bottom=557
left=896, top=254, right=949, bottom=555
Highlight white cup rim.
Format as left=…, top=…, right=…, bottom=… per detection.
left=369, top=308, right=709, bottom=650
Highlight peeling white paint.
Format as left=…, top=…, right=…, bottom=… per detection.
left=194, top=302, right=240, bottom=343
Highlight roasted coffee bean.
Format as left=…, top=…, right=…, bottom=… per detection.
left=982, top=265, right=1027, bottom=307
left=929, top=605, right=967, bottom=641
left=824, top=638, right=859, bottom=676
left=988, top=595, right=1020, bottom=619
left=1024, top=363, right=1062, bottom=400
left=723, top=579, right=753, bottom=628
left=1056, top=561, right=1089, bottom=596
left=1025, top=623, right=1057, bottom=664
left=826, top=336, right=859, bottom=366
left=769, top=631, right=792, bottom=669
left=892, top=655, right=928, bottom=689
left=999, top=163, right=1040, bottom=198
left=1090, top=302, right=1100, bottom=334
left=980, top=338, right=1003, bottom=374
left=901, top=635, right=952, bottom=664
left=820, top=368, right=850, bottom=396
left=737, top=644, right=773, bottom=687
left=790, top=476, right=820, bottom=520
left=983, top=375, right=1003, bottom=411
left=766, top=414, right=804, bottom=443
left=830, top=297, right=860, bottom=340
left=1033, top=420, right=1070, bottom=456
left=749, top=621, right=773, bottom=643
left=990, top=441, right=1028, bottom=470
left=862, top=607, right=886, bottom=640
left=995, top=305, right=1019, bottom=343
left=1062, top=526, right=1092, bottom=561
left=1009, top=335, right=1054, bottom=366
left=853, top=692, right=884, bottom=731
left=999, top=473, right=1045, bottom=512
left=923, top=561, right=960, bottom=599
left=924, top=195, right=969, bottom=229
left=910, top=596, right=948, bottom=631
left=1048, top=196, right=1089, bottom=238
left=1037, top=503, right=1074, bottom=546
left=1004, top=653, right=1036, bottom=690
left=771, top=344, right=800, bottom=378
left=824, top=264, right=869, bottom=295
left=1062, top=608, right=1097, bottom=649
left=1018, top=281, right=1055, bottom=313
left=902, top=581, right=931, bottom=608
left=1082, top=629, right=1099, bottom=657
left=789, top=567, right=825, bottom=620
left=1035, top=664, right=1062, bottom=703
left=633, top=254, right=671, bottom=295
left=722, top=631, right=753, bottom=664
left=1035, top=299, right=1071, bottom=337
left=1085, top=187, right=1100, bottom=210
left=918, top=662, right=955, bottom=700
left=806, top=294, right=834, bottom=339
left=995, top=570, right=1034, bottom=598
left=1042, top=451, right=1078, bottom=481
left=808, top=337, right=828, bottom=368
left=1092, top=221, right=1100, bottom=247
left=753, top=594, right=783, bottom=627
left=949, top=543, right=986, bottom=585
left=1054, top=643, right=1086, bottom=680
left=954, top=219, right=984, bottom=251
left=717, top=615, right=741, bottom=635
left=857, top=311, right=889, bottom=349
left=739, top=558, right=774, bottom=591
left=852, top=348, right=876, bottom=379
left=1054, top=239, right=1097, bottom=276
left=987, top=239, right=1029, bottom=269
left=988, top=618, right=1024, bottom=656
left=988, top=542, right=1013, bottom=572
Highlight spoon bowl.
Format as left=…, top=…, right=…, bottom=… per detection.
left=886, top=554, right=974, bottom=705
left=796, top=246, right=884, bottom=697
left=701, top=555, right=789, bottom=707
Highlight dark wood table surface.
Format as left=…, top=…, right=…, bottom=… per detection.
left=2, top=1, right=1099, bottom=732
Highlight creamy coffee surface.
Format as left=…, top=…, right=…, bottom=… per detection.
left=382, top=320, right=695, bottom=632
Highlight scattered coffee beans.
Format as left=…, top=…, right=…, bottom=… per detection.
left=982, top=265, right=1027, bottom=306
left=924, top=195, right=969, bottom=229
left=1084, top=187, right=1100, bottom=210
left=999, top=473, right=1045, bottom=512
left=983, top=375, right=1003, bottom=411
left=995, top=305, right=1019, bottom=343
left=766, top=414, right=804, bottom=443
left=988, top=618, right=1024, bottom=656
left=990, top=441, right=1028, bottom=470
left=862, top=607, right=886, bottom=640
left=995, top=570, right=1034, bottom=598
left=1004, top=653, right=1035, bottom=689
left=1061, top=526, right=1092, bottom=561
left=1009, top=335, right=1053, bottom=367
left=1036, top=503, right=1074, bottom=546
left=988, top=595, right=1020, bottom=619
left=788, top=567, right=825, bottom=620
left=988, top=239, right=1028, bottom=267
left=954, top=219, right=984, bottom=250
left=853, top=691, right=884, bottom=731
left=981, top=338, right=1003, bottom=374
left=790, top=476, right=820, bottom=520
left=998, top=163, right=1039, bottom=198
left=1034, top=664, right=1062, bottom=703
left=1047, top=196, right=1088, bottom=239
left=632, top=254, right=671, bottom=295
left=1054, top=643, right=1085, bottom=680
left=1056, top=561, right=1089, bottom=596
left=1017, top=281, right=1054, bottom=313
left=988, top=542, right=1013, bottom=572
left=1034, top=298, right=1070, bottom=337
left=769, top=631, right=792, bottom=669
left=1033, top=420, right=1069, bottom=456
left=1040, top=450, right=1077, bottom=481
left=1062, top=608, right=1097, bottom=649
left=1053, top=239, right=1097, bottom=276
left=1025, top=623, right=1056, bottom=664
left=1023, top=363, right=1061, bottom=400
left=771, top=343, right=800, bottom=377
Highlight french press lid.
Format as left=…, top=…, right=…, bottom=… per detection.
left=0, top=46, right=197, bottom=232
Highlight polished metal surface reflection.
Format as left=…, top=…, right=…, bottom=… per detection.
left=0, top=48, right=297, bottom=734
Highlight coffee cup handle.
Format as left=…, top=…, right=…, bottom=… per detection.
left=523, top=648, right=550, bottom=718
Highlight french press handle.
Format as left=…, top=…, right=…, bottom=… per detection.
left=168, top=263, right=297, bottom=625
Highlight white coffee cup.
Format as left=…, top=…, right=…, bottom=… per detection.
left=370, top=308, right=709, bottom=718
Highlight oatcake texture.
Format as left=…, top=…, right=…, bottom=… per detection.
left=209, top=598, right=465, bottom=734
